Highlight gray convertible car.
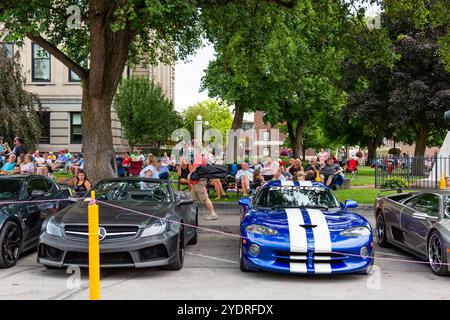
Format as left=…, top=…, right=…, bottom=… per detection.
left=375, top=190, right=450, bottom=276
left=37, top=178, right=198, bottom=270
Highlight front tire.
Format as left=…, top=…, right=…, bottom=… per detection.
left=376, top=213, right=390, bottom=248
left=0, top=221, right=22, bottom=268
left=428, top=231, right=449, bottom=276
left=165, top=227, right=185, bottom=271
left=187, top=214, right=198, bottom=245
left=239, top=239, right=250, bottom=272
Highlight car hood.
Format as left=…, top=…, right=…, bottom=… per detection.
left=246, top=207, right=370, bottom=233
left=54, top=200, right=172, bottom=228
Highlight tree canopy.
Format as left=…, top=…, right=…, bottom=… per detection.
left=0, top=47, right=43, bottom=148
left=182, top=99, right=233, bottom=140
left=114, top=76, right=181, bottom=150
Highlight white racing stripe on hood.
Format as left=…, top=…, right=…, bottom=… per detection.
left=285, top=208, right=307, bottom=253
left=306, top=208, right=332, bottom=274
left=286, top=208, right=308, bottom=273
left=306, top=209, right=332, bottom=253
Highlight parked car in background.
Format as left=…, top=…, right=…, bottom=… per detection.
left=375, top=191, right=450, bottom=276
left=0, top=175, right=71, bottom=268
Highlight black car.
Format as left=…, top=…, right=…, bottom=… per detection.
left=0, top=175, right=71, bottom=268
left=38, top=178, right=198, bottom=270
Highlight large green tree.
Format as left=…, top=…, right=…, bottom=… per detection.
left=0, top=0, right=297, bottom=181
left=0, top=47, right=44, bottom=148
left=182, top=99, right=233, bottom=139
left=114, top=76, right=181, bottom=150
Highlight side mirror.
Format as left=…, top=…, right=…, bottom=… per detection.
left=30, top=189, right=45, bottom=198
left=178, top=197, right=194, bottom=206
left=341, top=199, right=358, bottom=210
left=238, top=197, right=252, bottom=208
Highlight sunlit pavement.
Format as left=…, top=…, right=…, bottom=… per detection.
left=0, top=208, right=449, bottom=300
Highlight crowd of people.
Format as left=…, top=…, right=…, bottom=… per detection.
left=0, top=136, right=90, bottom=192
left=232, top=154, right=345, bottom=197
left=0, top=136, right=350, bottom=220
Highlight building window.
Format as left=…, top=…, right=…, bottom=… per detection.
left=262, top=131, right=270, bottom=141
left=263, top=147, right=270, bottom=157
left=38, top=111, right=50, bottom=144
left=70, top=112, right=82, bottom=144
left=32, top=43, right=51, bottom=82
left=68, top=69, right=81, bottom=82
left=0, top=42, right=14, bottom=58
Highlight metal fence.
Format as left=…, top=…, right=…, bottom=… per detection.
left=374, top=155, right=450, bottom=189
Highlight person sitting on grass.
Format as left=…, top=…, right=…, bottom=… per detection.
left=159, top=158, right=170, bottom=180
left=208, top=177, right=228, bottom=200
left=252, top=169, right=264, bottom=193
left=11, top=165, right=21, bottom=175
left=304, top=158, right=321, bottom=181
left=177, top=157, right=191, bottom=189
left=320, top=157, right=344, bottom=189
left=272, top=167, right=287, bottom=181
left=1, top=154, right=16, bottom=173
left=52, top=149, right=68, bottom=171
left=71, top=170, right=92, bottom=194
left=20, top=154, right=35, bottom=174
left=235, top=162, right=254, bottom=196
left=140, top=154, right=160, bottom=179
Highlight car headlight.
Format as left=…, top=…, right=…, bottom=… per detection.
left=340, top=226, right=371, bottom=237
left=246, top=224, right=278, bottom=236
left=46, top=217, right=62, bottom=237
left=141, top=220, right=167, bottom=237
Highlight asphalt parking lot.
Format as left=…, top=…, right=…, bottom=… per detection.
left=0, top=208, right=449, bottom=300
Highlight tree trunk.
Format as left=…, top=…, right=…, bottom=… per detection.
left=412, top=124, right=429, bottom=176
left=367, top=140, right=377, bottom=165
left=231, top=100, right=245, bottom=130
left=287, top=121, right=303, bottom=159
left=414, top=125, right=429, bottom=157
left=82, top=1, right=131, bottom=183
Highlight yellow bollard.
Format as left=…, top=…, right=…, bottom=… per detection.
left=439, top=172, right=446, bottom=190
left=88, top=190, right=100, bottom=300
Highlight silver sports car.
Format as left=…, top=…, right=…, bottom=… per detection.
left=375, top=190, right=450, bottom=276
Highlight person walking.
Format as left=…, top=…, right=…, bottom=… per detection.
left=189, top=151, right=218, bottom=220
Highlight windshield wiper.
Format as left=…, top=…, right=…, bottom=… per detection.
left=298, top=205, right=329, bottom=210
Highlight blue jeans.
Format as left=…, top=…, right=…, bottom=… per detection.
left=159, top=172, right=169, bottom=180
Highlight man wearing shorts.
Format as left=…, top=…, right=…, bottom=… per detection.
left=189, top=152, right=218, bottom=220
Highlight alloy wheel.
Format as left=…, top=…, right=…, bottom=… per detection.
left=428, top=234, right=443, bottom=272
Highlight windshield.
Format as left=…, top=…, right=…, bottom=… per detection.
left=0, top=179, right=22, bottom=201
left=92, top=180, right=171, bottom=203
left=254, top=186, right=340, bottom=209
left=443, top=196, right=450, bottom=219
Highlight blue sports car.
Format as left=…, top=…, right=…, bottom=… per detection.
left=238, top=180, right=374, bottom=274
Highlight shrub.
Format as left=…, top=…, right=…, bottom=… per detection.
left=381, top=178, right=409, bottom=189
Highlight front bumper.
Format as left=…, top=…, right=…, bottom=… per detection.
left=37, top=231, right=179, bottom=268
left=242, top=235, right=374, bottom=274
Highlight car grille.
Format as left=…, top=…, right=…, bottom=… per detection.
left=274, top=251, right=348, bottom=264
left=64, top=251, right=134, bottom=265
left=64, top=225, right=139, bottom=242
left=138, top=244, right=168, bottom=261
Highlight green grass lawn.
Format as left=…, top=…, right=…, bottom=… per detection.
left=348, top=166, right=375, bottom=186
left=334, top=188, right=380, bottom=204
